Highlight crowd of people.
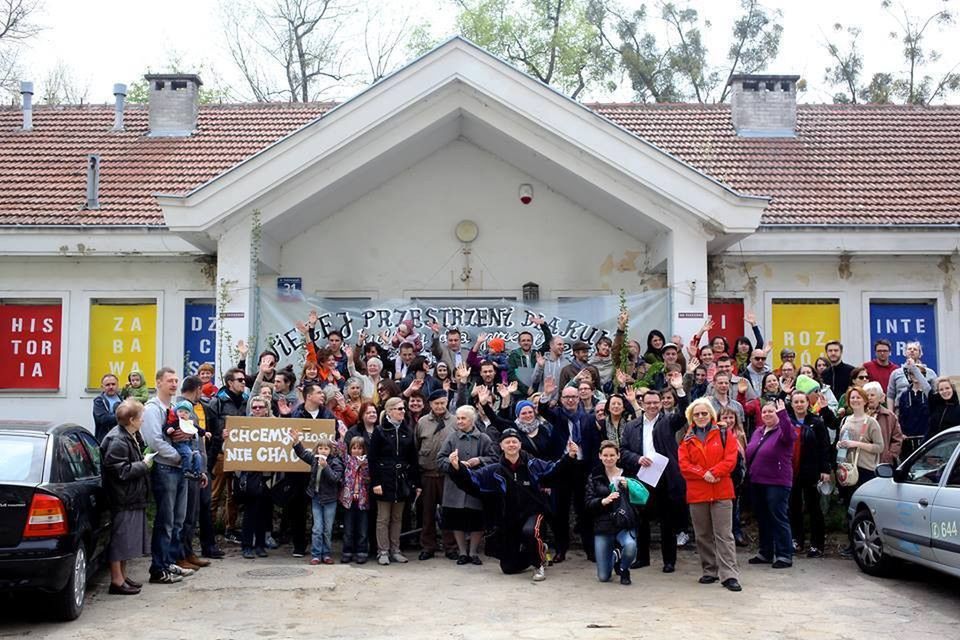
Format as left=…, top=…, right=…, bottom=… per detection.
left=92, top=310, right=960, bottom=595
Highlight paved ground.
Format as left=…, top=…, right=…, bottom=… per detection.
left=2, top=544, right=958, bottom=640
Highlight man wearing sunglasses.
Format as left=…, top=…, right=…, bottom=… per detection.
left=209, top=368, right=249, bottom=545
left=744, top=349, right=772, bottom=393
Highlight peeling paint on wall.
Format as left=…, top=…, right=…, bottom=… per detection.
left=599, top=254, right=614, bottom=277
left=707, top=255, right=727, bottom=292
left=938, top=252, right=957, bottom=311
left=638, top=273, right=668, bottom=291
left=838, top=254, right=852, bottom=280
left=616, top=250, right=643, bottom=273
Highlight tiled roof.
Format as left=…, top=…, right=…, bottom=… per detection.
left=0, top=104, right=331, bottom=225
left=592, top=103, right=960, bottom=226
left=1, top=101, right=958, bottom=227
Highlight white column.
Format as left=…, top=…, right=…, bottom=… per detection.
left=663, top=224, right=711, bottom=342
left=215, top=217, right=256, bottom=374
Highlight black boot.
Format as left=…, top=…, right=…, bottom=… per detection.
left=620, top=569, right=632, bottom=585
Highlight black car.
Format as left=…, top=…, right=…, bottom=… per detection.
left=0, top=421, right=111, bottom=620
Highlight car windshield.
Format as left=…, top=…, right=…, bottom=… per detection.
left=0, top=435, right=45, bottom=483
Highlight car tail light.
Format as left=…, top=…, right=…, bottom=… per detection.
left=23, top=493, right=68, bottom=538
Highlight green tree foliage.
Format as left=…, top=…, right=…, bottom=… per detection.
left=592, top=0, right=783, bottom=103
left=825, top=1, right=960, bottom=105
left=591, top=2, right=680, bottom=101
left=441, top=0, right=615, bottom=99
left=824, top=24, right=865, bottom=104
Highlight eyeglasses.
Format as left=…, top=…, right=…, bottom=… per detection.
left=856, top=375, right=869, bottom=380
left=561, top=395, right=578, bottom=400
left=691, top=411, right=711, bottom=417
left=233, top=377, right=246, bottom=382
left=753, top=357, right=767, bottom=361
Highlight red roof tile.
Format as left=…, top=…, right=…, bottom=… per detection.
left=592, top=103, right=960, bottom=226
left=0, top=104, right=330, bottom=225
left=0, top=101, right=958, bottom=227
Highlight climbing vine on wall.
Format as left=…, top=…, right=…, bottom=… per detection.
left=216, top=277, right=238, bottom=371
left=613, top=288, right=630, bottom=393
left=249, top=209, right=263, bottom=356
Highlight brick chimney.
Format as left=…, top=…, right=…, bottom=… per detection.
left=144, top=73, right=202, bottom=137
left=728, top=74, right=799, bottom=138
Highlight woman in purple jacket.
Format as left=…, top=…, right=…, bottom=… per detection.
left=745, top=398, right=796, bottom=568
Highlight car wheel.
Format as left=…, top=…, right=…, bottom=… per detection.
left=51, top=545, right=87, bottom=621
left=851, top=509, right=893, bottom=577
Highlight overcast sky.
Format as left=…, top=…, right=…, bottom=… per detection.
left=15, top=0, right=960, bottom=104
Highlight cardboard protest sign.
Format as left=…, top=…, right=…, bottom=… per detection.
left=222, top=416, right=335, bottom=472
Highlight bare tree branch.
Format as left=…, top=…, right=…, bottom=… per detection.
left=0, top=0, right=42, bottom=93
left=363, top=5, right=411, bottom=83
left=219, top=0, right=355, bottom=102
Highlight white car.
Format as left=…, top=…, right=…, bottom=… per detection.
left=848, top=425, right=960, bottom=578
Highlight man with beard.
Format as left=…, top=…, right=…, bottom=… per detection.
left=457, top=360, right=508, bottom=413
left=589, top=336, right=615, bottom=392
left=559, top=341, right=601, bottom=391
left=821, top=341, right=855, bottom=399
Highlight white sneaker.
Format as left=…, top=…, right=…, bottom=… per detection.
left=532, top=565, right=546, bottom=582
left=390, top=552, right=408, bottom=564
left=378, top=553, right=390, bottom=566
left=676, top=531, right=690, bottom=548
left=168, top=564, right=195, bottom=577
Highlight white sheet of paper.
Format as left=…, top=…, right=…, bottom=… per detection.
left=635, top=451, right=669, bottom=487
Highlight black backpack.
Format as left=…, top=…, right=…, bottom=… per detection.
left=720, top=428, right=746, bottom=488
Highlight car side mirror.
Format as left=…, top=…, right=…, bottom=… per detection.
left=875, top=463, right=895, bottom=480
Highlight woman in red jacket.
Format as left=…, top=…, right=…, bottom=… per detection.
left=678, top=398, right=742, bottom=592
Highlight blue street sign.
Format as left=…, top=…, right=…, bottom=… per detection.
left=277, top=277, right=303, bottom=301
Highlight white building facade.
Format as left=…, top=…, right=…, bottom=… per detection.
left=0, top=39, right=957, bottom=425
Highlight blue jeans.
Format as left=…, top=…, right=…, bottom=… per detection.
left=342, top=505, right=369, bottom=558
left=311, top=499, right=337, bottom=559
left=150, top=462, right=188, bottom=575
left=173, top=441, right=202, bottom=476
left=593, top=529, right=637, bottom=582
left=751, top=483, right=793, bottom=563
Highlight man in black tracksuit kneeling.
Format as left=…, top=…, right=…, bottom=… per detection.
left=447, top=428, right=578, bottom=582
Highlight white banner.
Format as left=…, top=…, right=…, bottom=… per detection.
left=257, top=290, right=669, bottom=367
